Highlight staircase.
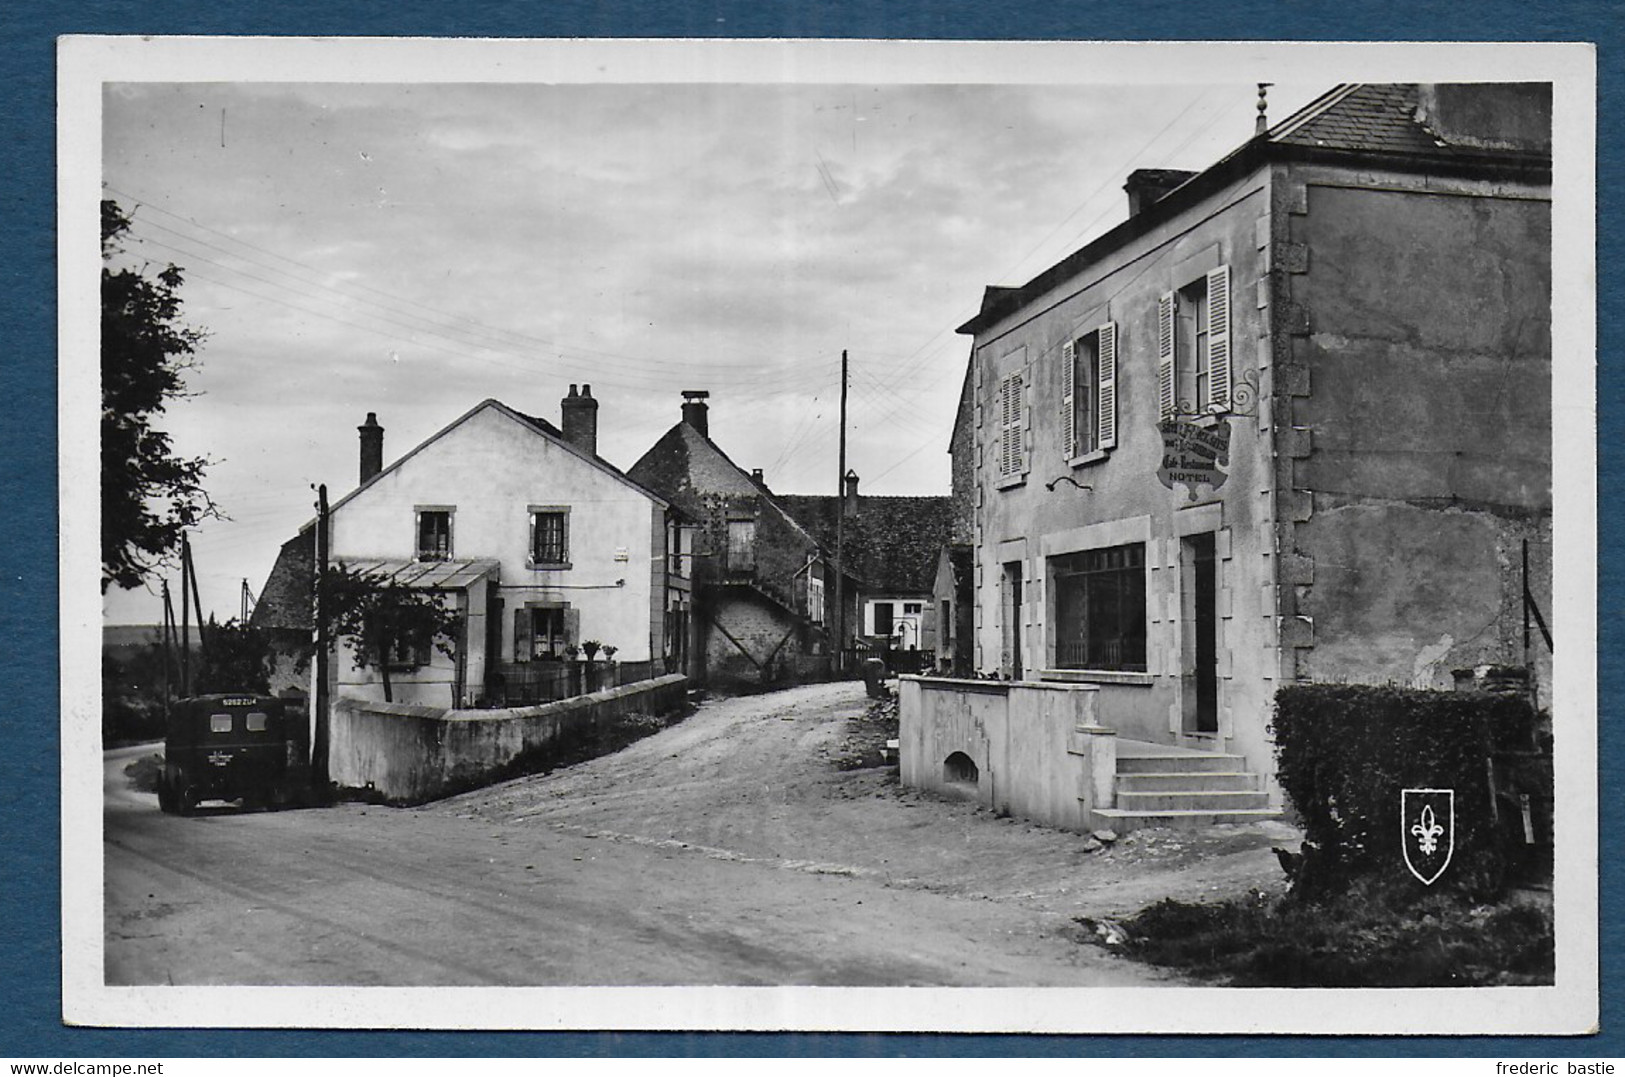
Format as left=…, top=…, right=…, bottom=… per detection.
left=1089, top=740, right=1280, bottom=833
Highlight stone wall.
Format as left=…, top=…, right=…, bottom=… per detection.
left=328, top=673, right=688, bottom=803
left=898, top=676, right=1115, bottom=832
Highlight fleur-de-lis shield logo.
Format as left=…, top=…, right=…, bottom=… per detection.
left=1401, top=788, right=1455, bottom=885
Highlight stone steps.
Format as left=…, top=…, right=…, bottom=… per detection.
left=1090, top=742, right=1280, bottom=833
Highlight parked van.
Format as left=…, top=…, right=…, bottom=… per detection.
left=158, top=694, right=308, bottom=813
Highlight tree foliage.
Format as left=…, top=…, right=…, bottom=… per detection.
left=318, top=565, right=463, bottom=703
left=193, top=616, right=273, bottom=695
left=102, top=199, right=217, bottom=593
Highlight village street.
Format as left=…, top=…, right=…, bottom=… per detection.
left=105, top=681, right=1294, bottom=987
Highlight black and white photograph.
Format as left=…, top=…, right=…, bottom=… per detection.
left=61, top=38, right=1597, bottom=1034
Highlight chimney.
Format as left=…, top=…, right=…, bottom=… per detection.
left=681, top=390, right=710, bottom=437
left=358, top=412, right=384, bottom=483
left=842, top=469, right=860, bottom=517
left=1124, top=168, right=1198, bottom=217
left=750, top=468, right=764, bottom=485
left=561, top=383, right=599, bottom=457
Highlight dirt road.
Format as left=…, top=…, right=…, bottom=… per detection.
left=105, top=681, right=1293, bottom=986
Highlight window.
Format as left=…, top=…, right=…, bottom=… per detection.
left=726, top=519, right=756, bottom=572
left=871, top=601, right=895, bottom=637
left=1050, top=543, right=1147, bottom=672
left=903, top=602, right=922, bottom=616
left=515, top=605, right=574, bottom=661
left=1062, top=323, right=1118, bottom=458
left=997, top=370, right=1026, bottom=480
left=387, top=636, right=430, bottom=669
left=245, top=712, right=268, bottom=732
left=808, top=574, right=825, bottom=625
left=1158, top=265, right=1232, bottom=420
left=530, top=509, right=569, bottom=566
left=210, top=713, right=233, bottom=733
left=416, top=508, right=453, bottom=561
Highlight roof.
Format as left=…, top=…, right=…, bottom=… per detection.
left=629, top=420, right=823, bottom=548
left=325, top=398, right=667, bottom=520
left=250, top=530, right=315, bottom=633
left=957, top=83, right=1552, bottom=337
left=775, top=494, right=956, bottom=595
left=337, top=558, right=501, bottom=590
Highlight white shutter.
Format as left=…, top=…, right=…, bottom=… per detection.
left=1157, top=292, right=1176, bottom=421
left=1060, top=339, right=1076, bottom=459
left=1206, top=265, right=1232, bottom=412
left=1097, top=321, right=1118, bottom=450
left=997, top=374, right=1015, bottom=477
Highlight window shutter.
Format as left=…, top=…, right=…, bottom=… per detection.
left=1060, top=339, right=1076, bottom=459
left=998, top=372, right=1024, bottom=478
left=513, top=608, right=532, bottom=663
left=563, top=607, right=581, bottom=646
left=1097, top=321, right=1119, bottom=450
left=1206, top=265, right=1232, bottom=412
left=1157, top=292, right=1176, bottom=421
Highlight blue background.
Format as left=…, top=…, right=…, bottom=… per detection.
left=3, top=0, right=1617, bottom=1059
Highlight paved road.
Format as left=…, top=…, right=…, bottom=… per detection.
left=104, top=684, right=1195, bottom=987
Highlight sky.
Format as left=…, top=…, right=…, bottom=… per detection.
left=99, top=69, right=1323, bottom=625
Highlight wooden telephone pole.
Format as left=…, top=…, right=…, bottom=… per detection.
left=834, top=349, right=848, bottom=674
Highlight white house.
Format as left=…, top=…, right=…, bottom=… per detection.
left=272, top=388, right=682, bottom=709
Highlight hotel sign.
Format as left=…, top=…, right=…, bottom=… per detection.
left=1157, top=419, right=1231, bottom=500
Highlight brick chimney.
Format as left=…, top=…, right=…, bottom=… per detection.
left=750, top=468, right=764, bottom=484
left=561, top=383, right=599, bottom=456
left=843, top=469, right=860, bottom=517
left=681, top=390, right=710, bottom=437
left=1124, top=168, right=1197, bottom=217
left=358, top=412, right=384, bottom=483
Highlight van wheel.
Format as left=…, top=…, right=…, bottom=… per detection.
left=177, top=786, right=199, bottom=816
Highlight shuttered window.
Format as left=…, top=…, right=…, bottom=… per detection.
left=1204, top=265, right=1232, bottom=412
left=1157, top=293, right=1177, bottom=421
left=998, top=370, right=1025, bottom=479
left=1096, top=321, right=1119, bottom=448
left=1063, top=322, right=1118, bottom=458
left=1166, top=265, right=1233, bottom=419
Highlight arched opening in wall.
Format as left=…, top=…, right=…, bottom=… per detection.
left=943, top=751, right=979, bottom=787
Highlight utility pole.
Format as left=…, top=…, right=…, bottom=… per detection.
left=834, top=349, right=848, bottom=675
left=180, top=533, right=192, bottom=697
left=312, top=484, right=331, bottom=789
left=160, top=579, right=177, bottom=719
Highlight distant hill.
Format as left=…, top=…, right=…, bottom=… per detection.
left=103, top=625, right=200, bottom=653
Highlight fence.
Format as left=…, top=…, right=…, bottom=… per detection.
left=488, top=658, right=664, bottom=708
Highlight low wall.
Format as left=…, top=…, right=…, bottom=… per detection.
left=898, top=676, right=1115, bottom=833
left=329, top=674, right=688, bottom=803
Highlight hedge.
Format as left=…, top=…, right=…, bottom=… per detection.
left=1272, top=684, right=1538, bottom=901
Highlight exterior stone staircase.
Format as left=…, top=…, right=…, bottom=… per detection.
left=1089, top=740, right=1281, bottom=833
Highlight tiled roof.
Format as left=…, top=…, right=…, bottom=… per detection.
left=1269, top=84, right=1446, bottom=155
left=251, top=531, right=315, bottom=633
left=775, top=494, right=956, bottom=595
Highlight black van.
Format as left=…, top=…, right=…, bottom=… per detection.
left=158, top=694, right=308, bottom=813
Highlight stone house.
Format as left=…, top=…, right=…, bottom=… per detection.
left=628, top=392, right=846, bottom=687
left=905, top=83, right=1552, bottom=832
left=256, top=387, right=691, bottom=709
left=777, top=476, right=956, bottom=670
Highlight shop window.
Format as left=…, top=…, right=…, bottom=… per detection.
left=1050, top=543, right=1147, bottom=672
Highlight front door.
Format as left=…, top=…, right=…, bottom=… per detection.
left=1004, top=561, right=1024, bottom=680
left=1181, top=533, right=1219, bottom=735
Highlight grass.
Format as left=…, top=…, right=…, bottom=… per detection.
left=1081, top=882, right=1554, bottom=986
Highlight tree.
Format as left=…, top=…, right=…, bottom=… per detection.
left=101, top=199, right=217, bottom=593
left=193, top=617, right=273, bottom=695
left=318, top=565, right=463, bottom=704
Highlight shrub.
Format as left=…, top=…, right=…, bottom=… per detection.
left=1272, top=684, right=1536, bottom=902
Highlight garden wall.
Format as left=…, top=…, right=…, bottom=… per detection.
left=329, top=673, right=687, bottom=803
